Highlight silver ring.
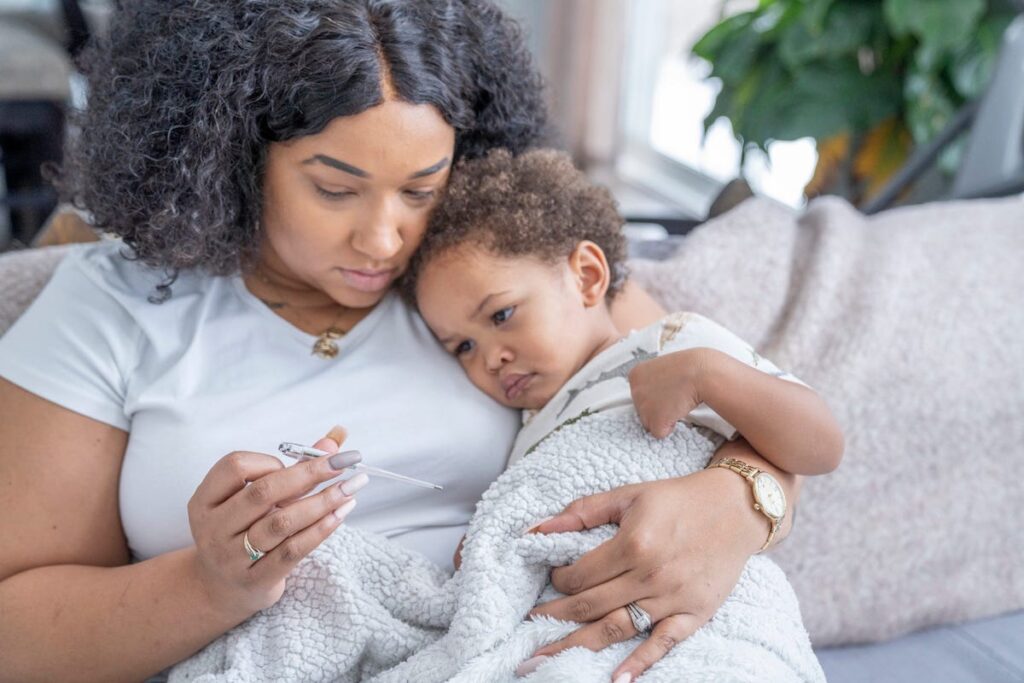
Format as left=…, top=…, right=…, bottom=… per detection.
left=625, top=601, right=653, bottom=634
left=243, top=531, right=266, bottom=563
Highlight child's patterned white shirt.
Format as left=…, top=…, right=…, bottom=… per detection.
left=508, top=312, right=805, bottom=467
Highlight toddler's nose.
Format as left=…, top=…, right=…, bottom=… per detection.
left=485, top=345, right=513, bottom=373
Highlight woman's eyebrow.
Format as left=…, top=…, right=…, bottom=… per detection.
left=408, top=157, right=450, bottom=179
left=300, top=155, right=450, bottom=180
left=302, top=155, right=368, bottom=178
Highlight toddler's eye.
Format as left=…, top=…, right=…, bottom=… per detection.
left=491, top=306, right=515, bottom=325
left=454, top=340, right=474, bottom=356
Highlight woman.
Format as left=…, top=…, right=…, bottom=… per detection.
left=0, top=2, right=806, bottom=682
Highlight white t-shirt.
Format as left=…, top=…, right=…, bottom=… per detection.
left=0, top=240, right=519, bottom=571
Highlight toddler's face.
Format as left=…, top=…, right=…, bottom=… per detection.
left=416, top=246, right=611, bottom=410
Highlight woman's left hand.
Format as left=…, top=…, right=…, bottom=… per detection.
left=521, top=457, right=769, bottom=682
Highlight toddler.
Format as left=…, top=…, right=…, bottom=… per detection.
left=401, top=148, right=843, bottom=568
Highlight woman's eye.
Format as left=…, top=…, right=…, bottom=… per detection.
left=315, top=186, right=355, bottom=200
left=404, top=189, right=436, bottom=202
left=491, top=306, right=515, bottom=325
left=454, top=340, right=474, bottom=356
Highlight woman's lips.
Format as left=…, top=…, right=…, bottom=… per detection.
left=502, top=373, right=535, bottom=401
left=338, top=267, right=396, bottom=293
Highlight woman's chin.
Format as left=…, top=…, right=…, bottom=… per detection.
left=329, top=282, right=395, bottom=310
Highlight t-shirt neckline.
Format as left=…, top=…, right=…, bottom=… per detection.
left=229, top=274, right=396, bottom=357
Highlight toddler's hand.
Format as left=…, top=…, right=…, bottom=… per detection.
left=628, top=348, right=712, bottom=438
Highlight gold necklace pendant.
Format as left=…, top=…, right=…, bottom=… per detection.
left=252, top=268, right=347, bottom=359
left=312, top=326, right=346, bottom=360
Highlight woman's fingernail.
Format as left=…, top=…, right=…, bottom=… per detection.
left=612, top=674, right=632, bottom=683
left=333, top=498, right=357, bottom=521
left=339, top=472, right=370, bottom=495
left=515, top=655, right=548, bottom=677
left=523, top=515, right=555, bottom=535
left=329, top=450, right=362, bottom=470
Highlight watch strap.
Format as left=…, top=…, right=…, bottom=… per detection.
left=712, top=457, right=760, bottom=481
left=708, top=457, right=780, bottom=552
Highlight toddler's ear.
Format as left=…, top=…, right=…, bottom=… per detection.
left=568, top=240, right=611, bottom=307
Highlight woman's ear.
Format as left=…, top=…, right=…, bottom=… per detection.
left=567, top=240, right=611, bottom=307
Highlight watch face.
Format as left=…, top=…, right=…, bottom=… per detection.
left=753, top=473, right=786, bottom=519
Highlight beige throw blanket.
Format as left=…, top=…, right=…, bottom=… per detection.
left=628, top=195, right=1024, bottom=646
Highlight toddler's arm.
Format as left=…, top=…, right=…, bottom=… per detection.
left=629, top=319, right=843, bottom=476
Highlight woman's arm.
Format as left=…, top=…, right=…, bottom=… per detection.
left=0, top=380, right=359, bottom=682
left=609, top=280, right=667, bottom=332
left=524, top=438, right=802, bottom=682
left=0, top=379, right=250, bottom=683
left=631, top=348, right=845, bottom=475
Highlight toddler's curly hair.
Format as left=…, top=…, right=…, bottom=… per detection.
left=403, top=148, right=628, bottom=305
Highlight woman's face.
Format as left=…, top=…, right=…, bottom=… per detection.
left=260, top=99, right=456, bottom=309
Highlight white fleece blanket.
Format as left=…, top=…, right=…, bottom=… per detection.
left=169, top=390, right=822, bottom=681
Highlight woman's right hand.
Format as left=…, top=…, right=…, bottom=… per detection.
left=186, top=426, right=366, bottom=620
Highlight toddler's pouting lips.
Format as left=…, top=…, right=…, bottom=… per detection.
left=502, top=372, right=535, bottom=401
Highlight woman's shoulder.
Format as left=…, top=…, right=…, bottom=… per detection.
left=64, top=239, right=210, bottom=303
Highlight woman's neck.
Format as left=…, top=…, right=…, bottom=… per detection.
left=242, top=256, right=380, bottom=336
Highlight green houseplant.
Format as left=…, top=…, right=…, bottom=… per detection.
left=693, top=0, right=1019, bottom=205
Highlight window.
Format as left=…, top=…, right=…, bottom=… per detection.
left=619, top=0, right=819, bottom=212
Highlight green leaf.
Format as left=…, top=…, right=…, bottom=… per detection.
left=949, top=13, right=1015, bottom=99
left=715, top=56, right=903, bottom=147
left=693, top=12, right=755, bottom=62
left=736, top=61, right=807, bottom=146
left=905, top=65, right=957, bottom=144
left=756, top=0, right=807, bottom=42
left=703, top=23, right=766, bottom=85
left=912, top=42, right=948, bottom=73
left=791, top=59, right=902, bottom=134
left=779, top=2, right=880, bottom=68
left=883, top=0, right=984, bottom=54
left=800, top=0, right=836, bottom=34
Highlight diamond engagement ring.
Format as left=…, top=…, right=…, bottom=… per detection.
left=626, top=601, right=653, bottom=634
left=243, top=531, right=266, bottom=563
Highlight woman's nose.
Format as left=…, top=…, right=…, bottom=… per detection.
left=352, top=200, right=403, bottom=261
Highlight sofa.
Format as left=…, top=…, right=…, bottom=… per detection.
left=2, top=191, right=1023, bottom=682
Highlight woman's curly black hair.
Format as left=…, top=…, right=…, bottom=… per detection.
left=402, top=148, right=628, bottom=305
left=49, top=0, right=549, bottom=284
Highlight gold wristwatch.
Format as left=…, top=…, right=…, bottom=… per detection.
left=708, top=457, right=787, bottom=552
